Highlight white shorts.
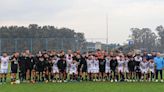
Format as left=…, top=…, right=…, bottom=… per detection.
left=92, top=69, right=99, bottom=73
left=69, top=70, right=77, bottom=75
left=118, top=67, right=124, bottom=72
left=87, top=69, right=92, bottom=73
left=66, top=67, right=69, bottom=73
left=149, top=69, right=155, bottom=73
left=105, top=68, right=111, bottom=73
left=0, top=69, right=8, bottom=74
left=141, top=69, right=148, bottom=74
left=124, top=67, right=129, bottom=73
left=53, top=69, right=59, bottom=73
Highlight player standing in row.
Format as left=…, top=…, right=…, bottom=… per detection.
left=105, top=55, right=111, bottom=81
left=0, top=52, right=10, bottom=84
left=140, top=57, right=149, bottom=81
left=117, top=55, right=125, bottom=81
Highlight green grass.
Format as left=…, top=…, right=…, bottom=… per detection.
left=0, top=82, right=164, bottom=92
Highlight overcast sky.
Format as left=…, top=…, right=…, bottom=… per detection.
left=0, top=0, right=164, bottom=44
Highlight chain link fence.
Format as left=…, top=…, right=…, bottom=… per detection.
left=0, top=38, right=85, bottom=54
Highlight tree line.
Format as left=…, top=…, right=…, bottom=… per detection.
left=129, top=25, right=164, bottom=52
left=0, top=24, right=86, bottom=53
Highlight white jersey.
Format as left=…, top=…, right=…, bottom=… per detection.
left=87, top=59, right=94, bottom=70
left=70, top=63, right=77, bottom=71
left=124, top=59, right=129, bottom=73
left=134, top=56, right=142, bottom=63
left=140, top=61, right=149, bottom=70
left=52, top=59, right=59, bottom=70
left=118, top=60, right=124, bottom=72
left=94, top=59, right=99, bottom=70
left=149, top=63, right=155, bottom=70
left=118, top=60, right=124, bottom=68
left=66, top=54, right=73, bottom=65
left=105, top=58, right=110, bottom=69
left=0, top=56, right=10, bottom=70
left=124, top=59, right=129, bottom=68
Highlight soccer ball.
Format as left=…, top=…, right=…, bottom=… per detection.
left=15, top=80, right=20, bottom=84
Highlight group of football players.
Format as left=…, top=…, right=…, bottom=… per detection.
left=0, top=49, right=164, bottom=84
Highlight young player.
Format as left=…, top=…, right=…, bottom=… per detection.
left=98, top=55, right=106, bottom=81
left=57, top=56, right=67, bottom=82
left=36, top=56, right=45, bottom=82
left=117, top=56, right=125, bottom=81
left=52, top=56, right=59, bottom=82
left=69, top=59, right=78, bottom=81
left=10, top=52, right=19, bottom=84
left=0, top=52, right=10, bottom=84
left=24, top=50, right=31, bottom=82
left=29, top=54, right=36, bottom=83
left=80, top=53, right=87, bottom=81
left=65, top=50, right=73, bottom=80
left=149, top=59, right=155, bottom=81
left=18, top=52, right=27, bottom=82
left=128, top=56, right=136, bottom=82
left=43, top=54, right=51, bottom=83
left=140, top=57, right=149, bottom=81
left=87, top=55, right=94, bottom=81
left=105, top=55, right=111, bottom=81
left=93, top=56, right=99, bottom=81
left=124, top=56, right=129, bottom=81
left=110, top=56, right=118, bottom=82
left=134, top=54, right=142, bottom=81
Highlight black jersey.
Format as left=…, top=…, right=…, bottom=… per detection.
left=57, top=59, right=67, bottom=72
left=80, top=57, right=87, bottom=72
left=29, top=57, right=36, bottom=70
left=128, top=60, right=136, bottom=72
left=18, top=56, right=27, bottom=71
left=110, top=59, right=118, bottom=71
left=99, top=59, right=106, bottom=72
left=36, top=60, right=45, bottom=72
left=25, top=56, right=31, bottom=70
left=10, top=56, right=19, bottom=73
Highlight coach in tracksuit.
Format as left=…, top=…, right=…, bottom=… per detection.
left=154, top=52, right=164, bottom=82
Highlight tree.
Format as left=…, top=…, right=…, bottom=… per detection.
left=130, top=28, right=158, bottom=52
left=156, top=25, right=164, bottom=51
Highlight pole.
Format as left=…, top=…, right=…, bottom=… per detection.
left=106, top=14, right=109, bottom=53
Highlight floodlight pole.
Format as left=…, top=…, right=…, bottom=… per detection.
left=106, top=14, right=109, bottom=54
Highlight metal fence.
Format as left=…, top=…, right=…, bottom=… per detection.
left=0, top=38, right=84, bottom=54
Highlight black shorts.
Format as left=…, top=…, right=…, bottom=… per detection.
left=59, top=69, right=66, bottom=73
left=11, top=67, right=18, bottom=73
left=129, top=69, right=135, bottom=72
left=82, top=68, right=87, bottom=72
left=36, top=68, right=44, bottom=72
left=99, top=67, right=105, bottom=72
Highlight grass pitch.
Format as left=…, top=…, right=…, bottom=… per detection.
left=0, top=82, right=164, bottom=92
